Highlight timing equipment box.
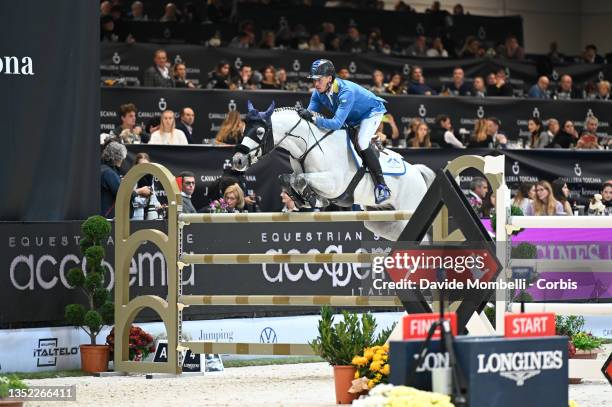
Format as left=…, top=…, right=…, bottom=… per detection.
left=390, top=336, right=568, bottom=407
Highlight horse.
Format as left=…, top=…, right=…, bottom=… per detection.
left=232, top=101, right=435, bottom=241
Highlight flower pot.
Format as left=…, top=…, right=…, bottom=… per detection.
left=80, top=344, right=109, bottom=373
left=333, top=365, right=359, bottom=405
left=569, top=350, right=599, bottom=384
left=0, top=400, right=24, bottom=407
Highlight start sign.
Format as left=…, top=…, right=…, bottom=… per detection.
left=504, top=313, right=556, bottom=338
left=403, top=313, right=457, bottom=340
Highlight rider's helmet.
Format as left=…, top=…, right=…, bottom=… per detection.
left=307, top=59, right=335, bottom=80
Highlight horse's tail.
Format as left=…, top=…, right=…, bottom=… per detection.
left=414, top=164, right=435, bottom=189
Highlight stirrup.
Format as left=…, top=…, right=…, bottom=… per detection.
left=375, top=184, right=391, bottom=204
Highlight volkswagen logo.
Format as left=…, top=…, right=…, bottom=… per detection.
left=260, top=327, right=277, bottom=343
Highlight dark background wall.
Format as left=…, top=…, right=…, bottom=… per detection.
left=0, top=0, right=99, bottom=221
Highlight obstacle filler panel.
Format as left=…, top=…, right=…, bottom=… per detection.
left=390, top=336, right=568, bottom=407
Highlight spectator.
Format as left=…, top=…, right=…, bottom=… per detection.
left=582, top=44, right=605, bottom=64
left=178, top=171, right=197, bottom=214
left=173, top=63, right=196, bottom=89
left=527, top=76, right=550, bottom=99
left=375, top=113, right=400, bottom=146
left=525, top=180, right=565, bottom=216
left=326, top=34, right=342, bottom=52
left=160, top=3, right=180, bottom=22
left=426, top=37, right=448, bottom=57
left=143, top=50, right=175, bottom=88
left=582, top=115, right=599, bottom=137
left=528, top=118, right=550, bottom=148
left=596, top=81, right=611, bottom=101
left=557, top=120, right=579, bottom=147
left=512, top=182, right=534, bottom=214
left=276, top=68, right=291, bottom=91
left=547, top=41, right=564, bottom=64
left=175, top=107, right=196, bottom=144
left=235, top=65, right=257, bottom=90
left=206, top=60, right=232, bottom=89
left=100, top=141, right=130, bottom=218
left=426, top=1, right=448, bottom=15
left=215, top=110, right=245, bottom=145
left=224, top=183, right=245, bottom=212
left=584, top=81, right=598, bottom=100
left=410, top=122, right=432, bottom=148
left=407, top=66, right=436, bottom=95
left=487, top=68, right=513, bottom=97
left=229, top=32, right=253, bottom=49
left=337, top=67, right=350, bottom=80
left=259, top=65, right=279, bottom=89
left=385, top=73, right=405, bottom=95
left=405, top=118, right=422, bottom=146
left=466, top=177, right=488, bottom=218
left=552, top=179, right=574, bottom=215
left=100, top=15, right=119, bottom=42
left=114, top=103, right=146, bottom=144
left=486, top=117, right=508, bottom=147
left=553, top=74, right=582, bottom=100
left=395, top=1, right=415, bottom=12
left=501, top=35, right=525, bottom=60
left=453, top=3, right=464, bottom=15
left=129, top=1, right=148, bottom=21
left=259, top=31, right=278, bottom=49
left=149, top=109, right=188, bottom=145
left=131, top=153, right=162, bottom=220
left=370, top=69, right=386, bottom=94
left=472, top=76, right=486, bottom=97
left=342, top=26, right=366, bottom=53
left=309, top=34, right=325, bottom=51
left=181, top=2, right=200, bottom=23
left=319, top=22, right=336, bottom=45
left=486, top=72, right=496, bottom=87
left=405, top=35, right=427, bottom=57
left=431, top=114, right=465, bottom=148
left=545, top=118, right=561, bottom=148
left=100, top=1, right=112, bottom=16
left=470, top=118, right=490, bottom=148
left=367, top=29, right=384, bottom=53
left=445, top=67, right=471, bottom=96
left=460, top=36, right=481, bottom=58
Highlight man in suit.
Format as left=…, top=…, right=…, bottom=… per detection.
left=143, top=49, right=174, bottom=87
left=175, top=107, right=196, bottom=144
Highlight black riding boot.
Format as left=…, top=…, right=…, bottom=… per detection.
left=361, top=145, right=386, bottom=186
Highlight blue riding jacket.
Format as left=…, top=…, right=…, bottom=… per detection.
left=307, top=78, right=386, bottom=130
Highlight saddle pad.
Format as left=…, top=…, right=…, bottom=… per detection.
left=346, top=134, right=407, bottom=176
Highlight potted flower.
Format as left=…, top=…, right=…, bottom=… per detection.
left=556, top=316, right=602, bottom=384
left=0, top=375, right=27, bottom=407
left=310, top=306, right=395, bottom=405
left=571, top=332, right=602, bottom=358
left=106, top=325, right=156, bottom=361
left=350, top=344, right=391, bottom=394
left=64, top=215, right=114, bottom=373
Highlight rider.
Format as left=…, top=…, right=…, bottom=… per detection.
left=298, top=59, right=391, bottom=204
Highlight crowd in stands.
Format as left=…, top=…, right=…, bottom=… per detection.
left=466, top=177, right=612, bottom=218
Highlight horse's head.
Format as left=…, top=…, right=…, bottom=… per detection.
left=232, top=100, right=275, bottom=171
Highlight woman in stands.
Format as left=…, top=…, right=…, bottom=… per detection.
left=552, top=178, right=574, bottom=215
left=410, top=122, right=432, bottom=148
left=223, top=183, right=245, bottom=212
left=525, top=180, right=565, bottom=216
left=511, top=182, right=534, bottom=214
left=528, top=117, right=550, bottom=148
left=149, top=109, right=188, bottom=145
left=470, top=118, right=490, bottom=147
left=215, top=110, right=245, bottom=145
left=259, top=65, right=279, bottom=89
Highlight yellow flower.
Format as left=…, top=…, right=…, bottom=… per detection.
left=569, top=401, right=580, bottom=407
left=364, top=348, right=375, bottom=360
left=352, top=356, right=368, bottom=366
left=370, top=361, right=383, bottom=372
left=380, top=364, right=390, bottom=376
left=373, top=353, right=383, bottom=362
left=354, top=370, right=360, bottom=379
left=383, top=344, right=389, bottom=352
left=368, top=379, right=375, bottom=389
left=375, top=373, right=382, bottom=381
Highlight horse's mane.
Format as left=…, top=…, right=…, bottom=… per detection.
left=273, top=106, right=325, bottom=119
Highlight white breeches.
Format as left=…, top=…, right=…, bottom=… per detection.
left=356, top=113, right=383, bottom=150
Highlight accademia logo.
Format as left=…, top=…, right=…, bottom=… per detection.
left=0, top=56, right=34, bottom=75
left=477, top=350, right=563, bottom=386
